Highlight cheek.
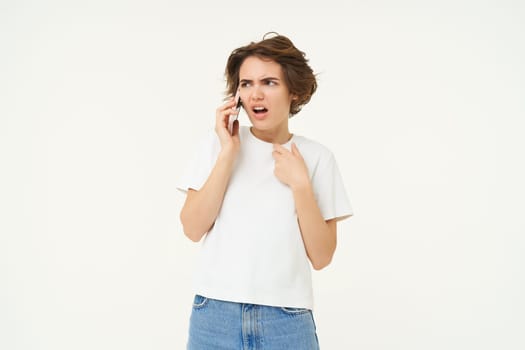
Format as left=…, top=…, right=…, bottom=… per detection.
left=280, top=95, right=294, bottom=110
left=239, top=92, right=249, bottom=105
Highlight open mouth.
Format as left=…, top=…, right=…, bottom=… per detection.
left=253, top=106, right=268, bottom=115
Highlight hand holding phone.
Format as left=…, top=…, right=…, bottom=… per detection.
left=228, top=89, right=242, bottom=135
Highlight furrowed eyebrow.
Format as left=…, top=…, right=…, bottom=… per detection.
left=239, top=77, right=280, bottom=83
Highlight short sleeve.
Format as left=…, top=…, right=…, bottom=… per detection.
left=176, top=130, right=220, bottom=194
left=311, top=152, right=353, bottom=221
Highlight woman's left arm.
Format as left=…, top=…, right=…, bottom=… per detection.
left=273, top=143, right=337, bottom=270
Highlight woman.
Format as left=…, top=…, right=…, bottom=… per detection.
left=178, top=33, right=353, bottom=349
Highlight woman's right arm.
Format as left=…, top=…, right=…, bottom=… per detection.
left=179, top=97, right=240, bottom=242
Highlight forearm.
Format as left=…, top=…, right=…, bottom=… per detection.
left=292, top=183, right=336, bottom=270
left=180, top=151, right=236, bottom=242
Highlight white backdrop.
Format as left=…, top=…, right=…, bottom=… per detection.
left=1, top=1, right=524, bottom=349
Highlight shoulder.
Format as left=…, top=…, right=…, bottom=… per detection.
left=293, top=134, right=334, bottom=162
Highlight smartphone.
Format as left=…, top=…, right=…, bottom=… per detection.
left=228, top=89, right=242, bottom=135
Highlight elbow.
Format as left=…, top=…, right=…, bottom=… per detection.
left=310, top=241, right=336, bottom=270
left=311, top=255, right=333, bottom=271
left=180, top=210, right=205, bottom=242
left=181, top=223, right=205, bottom=242
left=185, top=231, right=203, bottom=243
left=182, top=225, right=203, bottom=242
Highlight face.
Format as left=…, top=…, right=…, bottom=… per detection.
left=238, top=56, right=295, bottom=139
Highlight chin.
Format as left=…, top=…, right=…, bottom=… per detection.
left=250, top=121, right=273, bottom=131
left=248, top=117, right=265, bottom=126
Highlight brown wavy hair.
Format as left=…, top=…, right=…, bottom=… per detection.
left=225, top=33, right=317, bottom=116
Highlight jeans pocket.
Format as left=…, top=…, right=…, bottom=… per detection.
left=192, top=294, right=209, bottom=309
left=280, top=306, right=310, bottom=315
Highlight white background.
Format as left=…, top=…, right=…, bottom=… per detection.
left=1, top=0, right=524, bottom=349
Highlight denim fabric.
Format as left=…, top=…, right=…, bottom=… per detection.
left=187, top=295, right=320, bottom=350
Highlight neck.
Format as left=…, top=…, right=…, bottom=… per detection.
left=250, top=127, right=292, bottom=145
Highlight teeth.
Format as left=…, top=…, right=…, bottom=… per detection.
left=254, top=107, right=265, bottom=111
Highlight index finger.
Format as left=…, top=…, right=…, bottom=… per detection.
left=273, top=143, right=289, bottom=153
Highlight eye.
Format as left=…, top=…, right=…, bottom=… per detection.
left=266, top=80, right=277, bottom=86
left=239, top=81, right=251, bottom=88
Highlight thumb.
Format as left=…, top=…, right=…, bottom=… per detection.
left=291, top=142, right=302, bottom=157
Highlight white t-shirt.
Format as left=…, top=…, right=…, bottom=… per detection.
left=177, top=126, right=352, bottom=309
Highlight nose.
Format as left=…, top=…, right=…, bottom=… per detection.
left=251, top=85, right=264, bottom=100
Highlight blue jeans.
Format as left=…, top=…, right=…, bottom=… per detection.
left=187, top=295, right=320, bottom=350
